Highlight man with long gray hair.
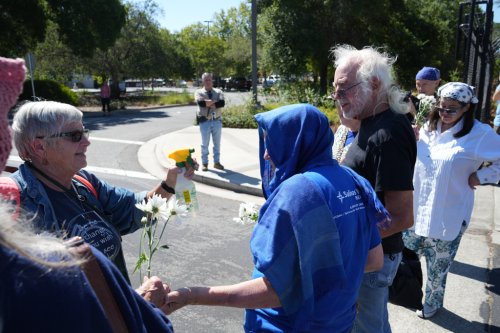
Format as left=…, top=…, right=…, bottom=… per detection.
left=331, top=45, right=416, bottom=333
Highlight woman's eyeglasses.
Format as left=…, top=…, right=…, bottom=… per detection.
left=331, top=82, right=362, bottom=100
left=37, top=129, right=90, bottom=142
left=433, top=106, right=460, bottom=115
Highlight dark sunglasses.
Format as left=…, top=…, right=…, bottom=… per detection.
left=38, top=129, right=90, bottom=142
left=433, top=106, right=460, bottom=115
left=331, top=82, right=362, bottom=100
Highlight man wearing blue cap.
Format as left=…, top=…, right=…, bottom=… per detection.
left=409, top=67, right=441, bottom=129
left=415, top=66, right=441, bottom=96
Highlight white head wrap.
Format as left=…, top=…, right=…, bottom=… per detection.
left=437, top=82, right=479, bottom=104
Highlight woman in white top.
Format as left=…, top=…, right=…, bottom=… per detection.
left=403, top=82, right=500, bottom=319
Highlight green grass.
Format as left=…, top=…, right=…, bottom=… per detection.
left=77, top=91, right=194, bottom=108
left=222, top=103, right=339, bottom=129
left=123, top=92, right=194, bottom=106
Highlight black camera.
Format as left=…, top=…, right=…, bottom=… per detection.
left=403, top=91, right=420, bottom=110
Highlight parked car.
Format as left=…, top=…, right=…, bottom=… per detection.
left=224, top=76, right=251, bottom=91
left=213, top=77, right=226, bottom=90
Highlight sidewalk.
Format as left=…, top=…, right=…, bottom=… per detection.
left=138, top=126, right=263, bottom=197
left=138, top=124, right=499, bottom=332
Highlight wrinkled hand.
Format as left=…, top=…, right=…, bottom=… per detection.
left=163, top=288, right=191, bottom=315
left=184, top=157, right=199, bottom=179
left=468, top=172, right=480, bottom=189
left=165, top=158, right=198, bottom=186
left=136, top=276, right=170, bottom=309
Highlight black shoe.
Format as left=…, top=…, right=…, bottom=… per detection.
left=214, top=163, right=224, bottom=170
left=202, top=164, right=208, bottom=171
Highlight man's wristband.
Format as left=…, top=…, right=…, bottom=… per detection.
left=161, top=181, right=175, bottom=194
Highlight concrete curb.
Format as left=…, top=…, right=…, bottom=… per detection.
left=137, top=126, right=264, bottom=198
left=191, top=173, right=263, bottom=197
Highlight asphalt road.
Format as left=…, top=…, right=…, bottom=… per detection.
left=81, top=106, right=258, bottom=332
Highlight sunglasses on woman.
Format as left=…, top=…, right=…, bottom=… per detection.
left=37, top=129, right=90, bottom=142
left=432, top=106, right=460, bottom=115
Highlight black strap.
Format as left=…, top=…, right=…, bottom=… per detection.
left=27, top=163, right=106, bottom=216
left=66, top=237, right=130, bottom=333
left=26, top=162, right=71, bottom=194
left=28, top=163, right=131, bottom=283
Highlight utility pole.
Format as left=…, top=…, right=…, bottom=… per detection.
left=204, top=20, right=212, bottom=34
left=251, top=0, right=259, bottom=105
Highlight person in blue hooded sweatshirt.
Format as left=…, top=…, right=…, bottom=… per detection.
left=165, top=103, right=387, bottom=332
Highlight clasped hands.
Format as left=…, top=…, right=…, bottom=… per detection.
left=136, top=276, right=189, bottom=315
left=204, top=99, right=216, bottom=109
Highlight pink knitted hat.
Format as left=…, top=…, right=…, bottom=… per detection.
left=0, top=57, right=25, bottom=171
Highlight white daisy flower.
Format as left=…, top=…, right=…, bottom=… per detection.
left=234, top=202, right=260, bottom=225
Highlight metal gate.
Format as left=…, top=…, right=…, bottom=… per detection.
left=456, top=0, right=495, bottom=122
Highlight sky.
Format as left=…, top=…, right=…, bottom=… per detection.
left=139, top=0, right=244, bottom=32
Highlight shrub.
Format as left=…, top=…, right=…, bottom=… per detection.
left=223, top=99, right=260, bottom=129
left=120, top=92, right=193, bottom=106
left=259, top=80, right=339, bottom=127
left=19, top=80, right=79, bottom=105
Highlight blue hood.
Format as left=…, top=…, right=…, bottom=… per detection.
left=254, top=104, right=334, bottom=198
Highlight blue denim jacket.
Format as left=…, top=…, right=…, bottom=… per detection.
left=11, top=164, right=147, bottom=235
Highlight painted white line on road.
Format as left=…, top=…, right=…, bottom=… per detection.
left=84, top=165, right=156, bottom=180
left=7, top=155, right=156, bottom=180
left=90, top=136, right=145, bottom=145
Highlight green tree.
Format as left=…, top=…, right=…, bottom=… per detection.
left=178, top=24, right=227, bottom=79
left=213, top=3, right=253, bottom=76
left=32, top=22, right=86, bottom=83
left=0, top=0, right=126, bottom=58
left=160, top=31, right=194, bottom=80
left=88, top=0, right=173, bottom=96
left=257, top=0, right=462, bottom=93
left=0, top=0, right=46, bottom=57
left=30, top=0, right=192, bottom=94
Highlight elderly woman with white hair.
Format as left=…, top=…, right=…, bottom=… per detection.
left=404, top=82, right=500, bottom=319
left=9, top=100, right=195, bottom=282
left=0, top=56, right=176, bottom=333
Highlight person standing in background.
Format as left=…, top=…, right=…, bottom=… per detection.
left=415, top=67, right=441, bottom=97
left=408, top=67, right=441, bottom=128
left=100, top=80, right=111, bottom=115
left=195, top=73, right=225, bottom=172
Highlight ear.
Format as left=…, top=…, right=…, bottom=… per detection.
left=29, top=138, right=48, bottom=160
left=370, top=77, right=381, bottom=91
